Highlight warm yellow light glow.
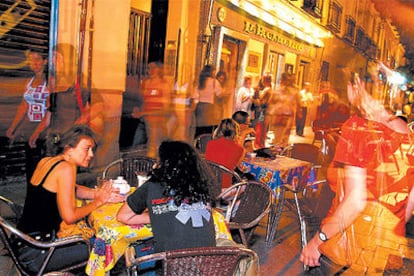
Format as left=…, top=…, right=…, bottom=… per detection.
left=227, top=0, right=332, bottom=47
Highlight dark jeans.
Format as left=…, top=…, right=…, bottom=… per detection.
left=14, top=237, right=89, bottom=274
left=406, top=216, right=414, bottom=238
left=295, top=107, right=307, bottom=136
left=25, top=140, right=44, bottom=188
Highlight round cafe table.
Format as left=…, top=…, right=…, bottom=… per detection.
left=85, top=202, right=232, bottom=276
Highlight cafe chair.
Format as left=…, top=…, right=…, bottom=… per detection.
left=103, top=156, right=156, bottom=187
left=278, top=143, right=329, bottom=270
left=125, top=246, right=258, bottom=276
left=217, top=181, right=273, bottom=248
left=193, top=133, right=212, bottom=154
left=281, top=143, right=322, bottom=166
left=205, top=160, right=243, bottom=200
left=280, top=142, right=327, bottom=186
left=0, top=216, right=90, bottom=276
left=0, top=195, right=22, bottom=225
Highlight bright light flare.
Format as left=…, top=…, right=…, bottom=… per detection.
left=389, top=71, right=406, bottom=85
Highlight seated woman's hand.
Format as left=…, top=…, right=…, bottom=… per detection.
left=95, top=181, right=120, bottom=206
left=108, top=188, right=126, bottom=203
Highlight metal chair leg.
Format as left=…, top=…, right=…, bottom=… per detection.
left=239, top=229, right=248, bottom=248
left=266, top=187, right=285, bottom=246
left=294, top=192, right=308, bottom=271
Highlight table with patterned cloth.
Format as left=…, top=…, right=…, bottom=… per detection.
left=240, top=155, right=315, bottom=245
left=85, top=202, right=232, bottom=276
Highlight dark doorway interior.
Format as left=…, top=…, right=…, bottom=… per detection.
left=119, top=0, right=169, bottom=149
left=148, top=0, right=168, bottom=63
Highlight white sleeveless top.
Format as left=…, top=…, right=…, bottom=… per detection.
left=23, top=77, right=49, bottom=122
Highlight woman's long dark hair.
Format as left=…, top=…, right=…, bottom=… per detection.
left=151, top=140, right=213, bottom=206
left=198, top=64, right=214, bottom=90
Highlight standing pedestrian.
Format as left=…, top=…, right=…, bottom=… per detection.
left=193, top=65, right=225, bottom=138
left=253, top=74, right=272, bottom=148
left=296, top=82, right=314, bottom=137
left=28, top=43, right=106, bottom=174
left=267, top=72, right=299, bottom=145
left=215, top=71, right=230, bottom=120
left=235, top=75, right=254, bottom=117
left=6, top=49, right=49, bottom=185
left=131, top=61, right=172, bottom=158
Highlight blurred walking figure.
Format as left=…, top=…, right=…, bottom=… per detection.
left=267, top=72, right=299, bottom=145
left=47, top=43, right=105, bottom=139
left=132, top=62, right=172, bottom=158
left=6, top=49, right=49, bottom=185
left=295, top=82, right=314, bottom=137
left=300, top=72, right=413, bottom=274
left=215, top=71, right=230, bottom=119
left=6, top=49, right=49, bottom=144
left=235, top=75, right=254, bottom=117
left=28, top=43, right=106, bottom=171
left=252, top=74, right=272, bottom=148
left=193, top=64, right=225, bottom=138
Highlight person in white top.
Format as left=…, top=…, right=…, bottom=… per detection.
left=7, top=49, right=49, bottom=143
left=193, top=64, right=226, bottom=138
left=6, top=49, right=49, bottom=186
left=296, top=82, right=314, bottom=136
left=235, top=76, right=254, bottom=117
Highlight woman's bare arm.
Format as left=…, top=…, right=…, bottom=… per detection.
left=117, top=203, right=151, bottom=225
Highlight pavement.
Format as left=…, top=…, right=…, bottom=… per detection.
left=0, top=126, right=410, bottom=275
left=0, top=126, right=316, bottom=275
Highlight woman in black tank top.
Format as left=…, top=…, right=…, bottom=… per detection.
left=16, top=125, right=124, bottom=273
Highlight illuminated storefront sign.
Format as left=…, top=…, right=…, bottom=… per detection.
left=244, top=21, right=304, bottom=52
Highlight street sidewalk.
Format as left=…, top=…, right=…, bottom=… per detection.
left=0, top=126, right=411, bottom=275
left=0, top=126, right=317, bottom=275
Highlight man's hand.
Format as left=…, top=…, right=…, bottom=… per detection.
left=131, top=106, right=142, bottom=118
left=300, top=235, right=322, bottom=267
left=241, top=128, right=256, bottom=138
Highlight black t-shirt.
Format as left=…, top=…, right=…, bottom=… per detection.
left=127, top=181, right=216, bottom=252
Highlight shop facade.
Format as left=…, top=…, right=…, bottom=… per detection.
left=205, top=0, right=328, bottom=120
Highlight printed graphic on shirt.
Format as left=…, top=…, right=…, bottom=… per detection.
left=151, top=197, right=211, bottom=227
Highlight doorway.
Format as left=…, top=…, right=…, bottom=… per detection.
left=298, top=60, right=310, bottom=88
left=219, top=35, right=243, bottom=117
left=267, top=51, right=285, bottom=88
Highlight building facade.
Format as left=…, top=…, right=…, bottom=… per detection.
left=0, top=0, right=409, bottom=177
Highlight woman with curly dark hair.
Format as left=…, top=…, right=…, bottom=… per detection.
left=117, top=140, right=216, bottom=252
